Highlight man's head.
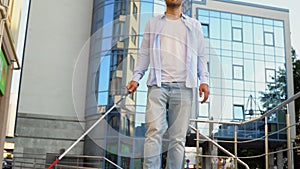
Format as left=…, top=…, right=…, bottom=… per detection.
left=165, top=0, right=183, bottom=9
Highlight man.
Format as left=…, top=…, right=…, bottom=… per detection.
left=127, top=0, right=209, bottom=168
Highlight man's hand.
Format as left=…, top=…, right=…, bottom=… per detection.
left=126, top=80, right=139, bottom=93
left=199, top=83, right=209, bottom=104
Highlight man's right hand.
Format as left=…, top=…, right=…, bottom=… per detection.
left=126, top=80, right=139, bottom=93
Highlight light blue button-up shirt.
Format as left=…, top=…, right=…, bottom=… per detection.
left=132, top=13, right=209, bottom=88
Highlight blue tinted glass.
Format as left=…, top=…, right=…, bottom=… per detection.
left=265, top=46, right=274, bottom=55
left=202, top=24, right=209, bottom=37
left=265, top=55, right=275, bottom=62
left=221, top=12, right=231, bottom=19
left=254, top=24, right=263, bottom=45
left=222, top=40, right=231, bottom=50
left=222, top=57, right=232, bottom=79
left=274, top=27, right=284, bottom=47
left=199, top=16, right=209, bottom=24
left=136, top=91, right=147, bottom=106
left=244, top=44, right=253, bottom=53
left=198, top=9, right=209, bottom=16
left=244, top=53, right=253, bottom=59
left=254, top=45, right=264, bottom=54
left=232, top=27, right=242, bottom=42
left=232, top=21, right=242, bottom=28
left=264, top=32, right=274, bottom=46
left=253, top=17, right=263, bottom=24
left=274, top=20, right=284, bottom=27
left=232, top=14, right=242, bottom=21
left=244, top=59, right=254, bottom=81
left=265, top=61, right=275, bottom=69
left=103, top=4, right=114, bottom=25
left=221, top=19, right=231, bottom=40
left=264, top=25, right=273, bottom=32
left=242, top=16, right=252, bottom=22
left=210, top=39, right=221, bottom=49
left=99, top=55, right=111, bottom=92
left=210, top=11, right=220, bottom=18
left=275, top=47, right=285, bottom=57
left=233, top=105, right=244, bottom=120
left=233, top=51, right=243, bottom=58
left=222, top=50, right=232, bottom=57
left=233, top=58, right=243, bottom=65
left=233, top=42, right=243, bottom=51
left=98, top=92, right=108, bottom=105
left=254, top=54, right=264, bottom=61
left=264, top=19, right=273, bottom=26
left=265, top=69, right=275, bottom=83
left=254, top=61, right=265, bottom=82
left=210, top=18, right=220, bottom=39
left=210, top=55, right=221, bottom=77
left=243, top=22, right=253, bottom=43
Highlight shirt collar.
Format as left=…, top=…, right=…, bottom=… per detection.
left=160, top=12, right=187, bottom=20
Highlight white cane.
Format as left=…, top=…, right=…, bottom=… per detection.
left=48, top=93, right=128, bottom=169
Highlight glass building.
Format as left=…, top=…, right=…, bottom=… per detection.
left=85, top=0, right=293, bottom=168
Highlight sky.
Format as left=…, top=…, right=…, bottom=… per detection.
left=236, top=0, right=300, bottom=56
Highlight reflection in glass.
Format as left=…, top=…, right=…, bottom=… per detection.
left=233, top=65, right=244, bottom=80
left=210, top=18, right=220, bottom=39
left=254, top=24, right=263, bottom=44
left=201, top=23, right=209, bottom=38
left=233, top=105, right=244, bottom=120
left=232, top=27, right=242, bottom=42
left=221, top=19, right=231, bottom=40
left=264, top=32, right=274, bottom=46
left=243, top=22, right=253, bottom=43
left=265, top=69, right=276, bottom=83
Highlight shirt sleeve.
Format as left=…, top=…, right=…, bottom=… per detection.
left=197, top=22, right=209, bottom=85
left=132, top=21, right=151, bottom=82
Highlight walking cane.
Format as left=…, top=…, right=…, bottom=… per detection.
left=47, top=93, right=128, bottom=169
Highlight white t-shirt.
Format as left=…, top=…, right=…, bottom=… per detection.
left=160, top=18, right=187, bottom=82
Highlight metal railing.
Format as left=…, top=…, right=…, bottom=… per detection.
left=12, top=154, right=123, bottom=169
left=190, top=91, right=300, bottom=169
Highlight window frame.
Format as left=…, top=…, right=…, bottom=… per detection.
left=233, top=64, right=244, bottom=80
left=264, top=31, right=275, bottom=46
left=201, top=23, right=209, bottom=38
left=233, top=104, right=245, bottom=121
left=232, top=27, right=243, bottom=42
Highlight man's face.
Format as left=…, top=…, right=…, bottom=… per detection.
left=165, top=0, right=183, bottom=8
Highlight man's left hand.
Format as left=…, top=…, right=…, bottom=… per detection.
left=199, top=83, right=209, bottom=104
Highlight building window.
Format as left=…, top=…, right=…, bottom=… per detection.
left=264, top=32, right=274, bottom=46
left=132, top=3, right=138, bottom=19
left=111, top=50, right=123, bottom=72
left=130, top=55, right=135, bottom=72
left=233, top=105, right=244, bottom=121
left=131, top=28, right=137, bottom=45
left=201, top=23, right=209, bottom=38
left=232, top=27, right=242, bottom=42
left=233, top=65, right=244, bottom=80
left=265, top=68, right=276, bottom=83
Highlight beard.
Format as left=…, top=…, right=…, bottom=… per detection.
left=165, top=0, right=182, bottom=9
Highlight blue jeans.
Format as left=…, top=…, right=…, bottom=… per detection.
left=143, top=82, right=193, bottom=169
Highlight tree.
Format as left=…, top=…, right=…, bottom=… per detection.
left=292, top=48, right=300, bottom=125
left=259, top=48, right=300, bottom=130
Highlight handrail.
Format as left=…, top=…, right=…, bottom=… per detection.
left=190, top=125, right=250, bottom=169
left=189, top=91, right=300, bottom=169
left=191, top=91, right=300, bottom=126
left=241, top=91, right=300, bottom=125
left=13, top=154, right=123, bottom=169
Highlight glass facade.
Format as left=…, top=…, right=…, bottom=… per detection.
left=86, top=0, right=289, bottom=168
left=196, top=8, right=287, bottom=140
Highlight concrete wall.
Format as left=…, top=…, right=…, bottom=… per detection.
left=14, top=113, right=84, bottom=156
left=18, top=0, right=92, bottom=117
left=15, top=0, right=93, bottom=161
